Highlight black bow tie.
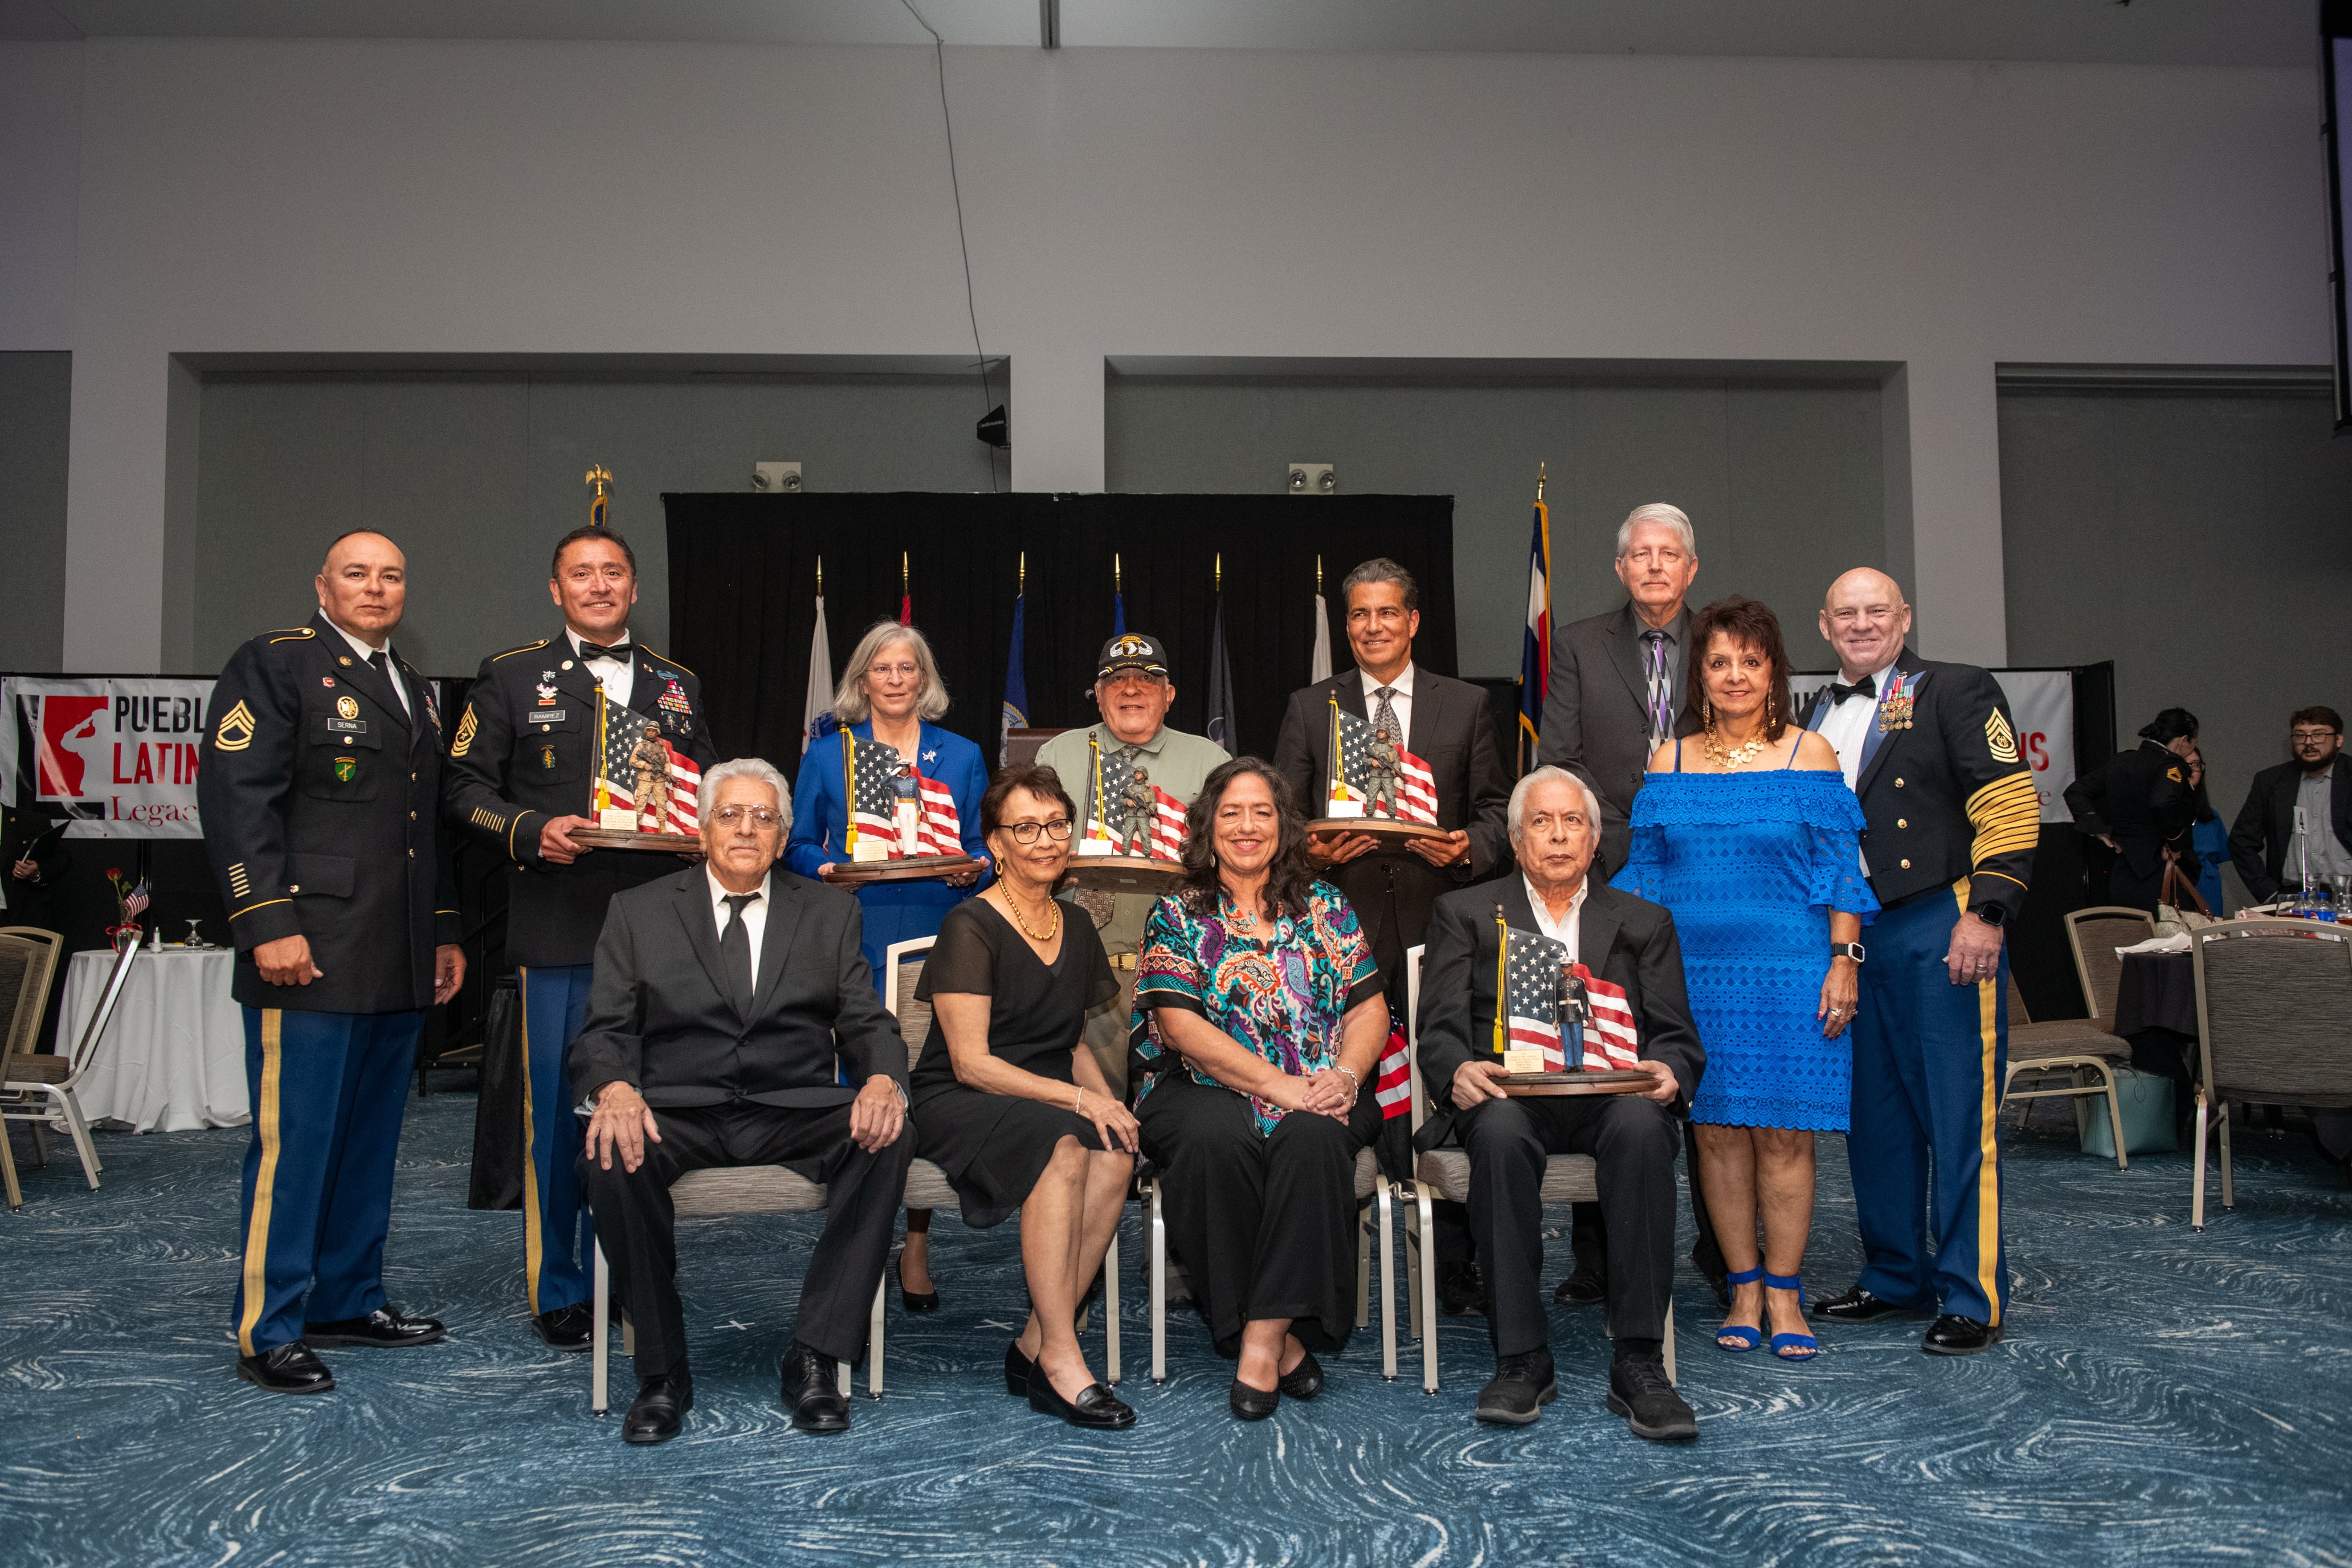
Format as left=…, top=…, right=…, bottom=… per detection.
left=1828, top=675, right=1876, bottom=705
left=577, top=640, right=631, bottom=663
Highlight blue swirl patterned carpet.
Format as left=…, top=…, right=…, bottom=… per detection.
left=2, top=1093, right=2347, bottom=1568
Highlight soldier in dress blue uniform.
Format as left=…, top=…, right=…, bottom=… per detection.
left=198, top=529, right=466, bottom=1394
left=1801, top=568, right=2040, bottom=1357
left=442, top=526, right=716, bottom=1351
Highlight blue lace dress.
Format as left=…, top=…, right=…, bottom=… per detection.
left=1614, top=762, right=1877, bottom=1131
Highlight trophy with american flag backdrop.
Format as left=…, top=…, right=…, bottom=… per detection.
left=581, top=689, right=703, bottom=848
left=1490, top=904, right=1648, bottom=1095
left=1310, top=693, right=1448, bottom=842
left=1067, top=730, right=1185, bottom=892
left=825, top=728, right=975, bottom=883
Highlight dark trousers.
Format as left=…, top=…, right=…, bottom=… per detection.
left=579, top=1099, right=914, bottom=1379
left=1849, top=883, right=2009, bottom=1326
left=518, top=963, right=594, bottom=1316
left=1459, top=1091, right=1680, bottom=1357
left=1138, top=1071, right=1378, bottom=1357
left=1569, top=1136, right=1721, bottom=1284
left=234, top=1006, right=422, bottom=1355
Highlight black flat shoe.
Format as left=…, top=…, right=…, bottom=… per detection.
left=1027, top=1365, right=1137, bottom=1430
left=303, top=1307, right=445, bottom=1349
left=533, top=1303, right=594, bottom=1351
left=1228, top=1378, right=1280, bottom=1421
left=236, top=1341, right=334, bottom=1395
left=897, top=1250, right=940, bottom=1313
left=1005, top=1342, right=1037, bottom=1395
left=1921, top=1315, right=2004, bottom=1357
left=780, top=1341, right=851, bottom=1434
left=1554, top=1267, right=1608, bottom=1308
left=1605, top=1355, right=1697, bottom=1443
left=1815, top=1285, right=1927, bottom=1324
left=1276, top=1349, right=1324, bottom=1400
left=1476, top=1349, right=1558, bottom=1426
left=624, top=1370, right=692, bottom=1444
left=1438, top=1261, right=1489, bottom=1318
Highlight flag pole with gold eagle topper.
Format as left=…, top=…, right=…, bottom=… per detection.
left=586, top=464, right=613, bottom=529
left=1517, top=464, right=1551, bottom=777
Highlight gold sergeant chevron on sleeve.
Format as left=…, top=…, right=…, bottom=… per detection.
left=214, top=700, right=256, bottom=752
left=1965, top=771, right=2041, bottom=865
left=451, top=704, right=479, bottom=758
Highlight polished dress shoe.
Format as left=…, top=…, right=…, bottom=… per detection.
left=1028, top=1365, right=1137, bottom=1430
left=897, top=1250, right=940, bottom=1313
left=236, top=1340, right=335, bottom=1395
left=1228, top=1378, right=1280, bottom=1421
left=1437, top=1261, right=1489, bottom=1318
left=1276, top=1349, right=1324, bottom=1400
left=1921, top=1315, right=2004, bottom=1357
left=779, top=1342, right=851, bottom=1434
left=1605, top=1356, right=1697, bottom=1443
left=533, top=1303, right=594, bottom=1352
left=1554, top=1267, right=1608, bottom=1308
left=1005, top=1342, right=1037, bottom=1395
left=1814, top=1285, right=1926, bottom=1324
left=303, top=1307, right=446, bottom=1349
left=1475, top=1348, right=1558, bottom=1426
left=624, top=1371, right=692, bottom=1445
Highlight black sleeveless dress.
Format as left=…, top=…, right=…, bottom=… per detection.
left=909, top=899, right=1118, bottom=1227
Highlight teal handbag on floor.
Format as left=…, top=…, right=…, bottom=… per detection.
left=2080, top=1064, right=2177, bottom=1158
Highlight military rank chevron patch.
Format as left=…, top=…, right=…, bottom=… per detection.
left=1984, top=709, right=2019, bottom=764
left=451, top=705, right=479, bottom=758
left=214, top=700, right=256, bottom=753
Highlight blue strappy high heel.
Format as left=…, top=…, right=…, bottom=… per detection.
left=1716, top=1267, right=1765, bottom=1352
left=1764, top=1272, right=1819, bottom=1360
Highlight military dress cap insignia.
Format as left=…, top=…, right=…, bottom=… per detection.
left=451, top=704, right=479, bottom=758
left=214, top=700, right=256, bottom=753
left=336, top=695, right=359, bottom=721
left=1986, top=710, right=2020, bottom=764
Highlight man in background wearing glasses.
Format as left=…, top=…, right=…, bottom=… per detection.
left=2229, top=707, right=2352, bottom=905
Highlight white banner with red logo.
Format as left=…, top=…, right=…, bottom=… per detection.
left=1792, top=668, right=2076, bottom=823
left=1, top=677, right=217, bottom=837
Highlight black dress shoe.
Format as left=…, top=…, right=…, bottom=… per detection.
left=1814, top=1285, right=1926, bottom=1324
left=1027, top=1364, right=1137, bottom=1430
left=1438, top=1261, right=1489, bottom=1318
left=898, top=1251, right=941, bottom=1313
left=303, top=1307, right=446, bottom=1348
left=236, top=1340, right=335, bottom=1395
left=1228, top=1378, right=1280, bottom=1421
left=1921, top=1315, right=2004, bottom=1357
left=1476, top=1348, right=1558, bottom=1426
left=1554, top=1267, right=1608, bottom=1308
left=780, top=1342, right=851, bottom=1434
left=1277, top=1349, right=1324, bottom=1400
left=1605, top=1356, right=1697, bottom=1443
left=1005, top=1342, right=1037, bottom=1395
left=533, top=1303, right=594, bottom=1351
left=624, top=1371, right=692, bottom=1445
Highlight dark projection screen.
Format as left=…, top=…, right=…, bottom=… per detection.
left=2328, top=1, right=2352, bottom=428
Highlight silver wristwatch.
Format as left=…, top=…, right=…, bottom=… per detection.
left=1831, top=942, right=1867, bottom=963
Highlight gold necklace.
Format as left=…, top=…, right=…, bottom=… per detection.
left=1704, top=722, right=1770, bottom=770
left=1002, top=887, right=1061, bottom=942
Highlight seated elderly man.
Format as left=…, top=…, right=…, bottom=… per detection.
left=572, top=758, right=914, bottom=1445
left=1413, top=766, right=1704, bottom=1440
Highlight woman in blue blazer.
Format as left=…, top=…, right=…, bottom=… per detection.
left=787, top=618, right=989, bottom=1312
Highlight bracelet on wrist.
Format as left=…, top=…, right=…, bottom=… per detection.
left=1334, top=1065, right=1362, bottom=1099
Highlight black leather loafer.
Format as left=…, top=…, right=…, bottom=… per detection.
left=897, top=1250, right=941, bottom=1313
left=1814, top=1285, right=1926, bottom=1324
left=1028, top=1365, right=1137, bottom=1430
left=780, top=1342, right=851, bottom=1434
left=1605, top=1356, right=1697, bottom=1443
left=533, top=1303, right=594, bottom=1352
left=1228, top=1378, right=1280, bottom=1421
left=1554, top=1267, right=1608, bottom=1308
left=236, top=1341, right=335, bottom=1394
left=303, top=1308, right=446, bottom=1349
left=1005, top=1342, right=1037, bottom=1395
left=1438, top=1261, right=1489, bottom=1318
left=624, top=1371, right=692, bottom=1445
left=1476, top=1349, right=1558, bottom=1426
left=1276, top=1349, right=1324, bottom=1400
left=1921, top=1315, right=2004, bottom=1357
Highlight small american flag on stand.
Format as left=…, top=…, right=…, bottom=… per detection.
left=594, top=705, right=701, bottom=835
left=848, top=737, right=962, bottom=858
left=1329, top=705, right=1438, bottom=824
left=1087, top=746, right=1185, bottom=860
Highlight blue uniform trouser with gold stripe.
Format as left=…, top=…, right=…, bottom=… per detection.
left=519, top=964, right=595, bottom=1316
left=234, top=1006, right=422, bottom=1356
left=1846, top=878, right=2010, bottom=1326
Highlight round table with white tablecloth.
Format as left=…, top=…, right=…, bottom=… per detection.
left=57, top=945, right=249, bottom=1132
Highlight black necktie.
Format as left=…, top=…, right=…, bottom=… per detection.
left=1828, top=674, right=1877, bottom=705
left=720, top=892, right=758, bottom=1013
left=578, top=640, right=631, bottom=663
left=366, top=651, right=406, bottom=718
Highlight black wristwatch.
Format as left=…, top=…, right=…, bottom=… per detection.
left=1971, top=904, right=2007, bottom=928
left=1831, top=942, right=1866, bottom=963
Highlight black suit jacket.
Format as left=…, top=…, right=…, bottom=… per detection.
left=1411, top=877, right=1704, bottom=1148
left=569, top=864, right=906, bottom=1109
left=1271, top=665, right=1512, bottom=961
left=198, top=611, right=460, bottom=1013
left=2228, top=761, right=2352, bottom=901
left=442, top=632, right=718, bottom=967
left=2064, top=742, right=2196, bottom=879
left=1, top=806, right=71, bottom=928
left=1538, top=603, right=1698, bottom=874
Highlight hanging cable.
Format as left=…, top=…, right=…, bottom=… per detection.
left=899, top=0, right=1001, bottom=492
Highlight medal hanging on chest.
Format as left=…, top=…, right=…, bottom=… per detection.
left=1877, top=675, right=1917, bottom=734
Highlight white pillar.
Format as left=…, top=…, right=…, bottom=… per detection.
left=1899, top=355, right=2008, bottom=668
left=1006, top=345, right=1104, bottom=494
left=63, top=340, right=170, bottom=672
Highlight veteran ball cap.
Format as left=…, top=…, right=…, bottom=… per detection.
left=1097, top=632, right=1170, bottom=680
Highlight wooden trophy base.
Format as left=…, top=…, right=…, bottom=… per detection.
left=572, top=827, right=705, bottom=855
left=822, top=854, right=980, bottom=886
left=1497, top=1069, right=1653, bottom=1098
left=1307, top=815, right=1450, bottom=843
left=1063, top=855, right=1183, bottom=895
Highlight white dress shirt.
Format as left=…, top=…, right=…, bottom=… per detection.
left=1817, top=655, right=1900, bottom=791
left=1523, top=877, right=1586, bottom=963
left=569, top=627, right=635, bottom=709
left=1359, top=661, right=1417, bottom=753
left=329, top=620, right=412, bottom=719
left=707, top=867, right=773, bottom=990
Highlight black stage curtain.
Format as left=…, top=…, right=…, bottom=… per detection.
left=663, top=493, right=1458, bottom=767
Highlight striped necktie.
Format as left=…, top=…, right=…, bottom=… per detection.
left=1643, top=631, right=1672, bottom=747
left=1371, top=686, right=1402, bottom=749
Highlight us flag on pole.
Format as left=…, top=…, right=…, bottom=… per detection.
left=1330, top=706, right=1438, bottom=824
left=1375, top=1018, right=1412, bottom=1118
left=594, top=706, right=701, bottom=835
left=848, top=739, right=962, bottom=857
left=1087, top=747, right=1186, bottom=861
left=1502, top=925, right=1573, bottom=1071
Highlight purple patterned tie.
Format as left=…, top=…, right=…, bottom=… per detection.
left=1644, top=631, right=1672, bottom=747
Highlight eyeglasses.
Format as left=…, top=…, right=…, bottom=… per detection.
left=1001, top=819, right=1073, bottom=844
left=712, top=806, right=782, bottom=829
left=2292, top=730, right=2338, bottom=743
left=867, top=662, right=921, bottom=680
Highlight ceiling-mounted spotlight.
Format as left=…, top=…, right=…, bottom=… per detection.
left=1288, top=463, right=1336, bottom=494
left=977, top=405, right=1010, bottom=450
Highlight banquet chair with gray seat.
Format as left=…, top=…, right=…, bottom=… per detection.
left=1999, top=973, right=2133, bottom=1167
left=2067, top=906, right=2158, bottom=1027
left=1, top=926, right=117, bottom=1200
